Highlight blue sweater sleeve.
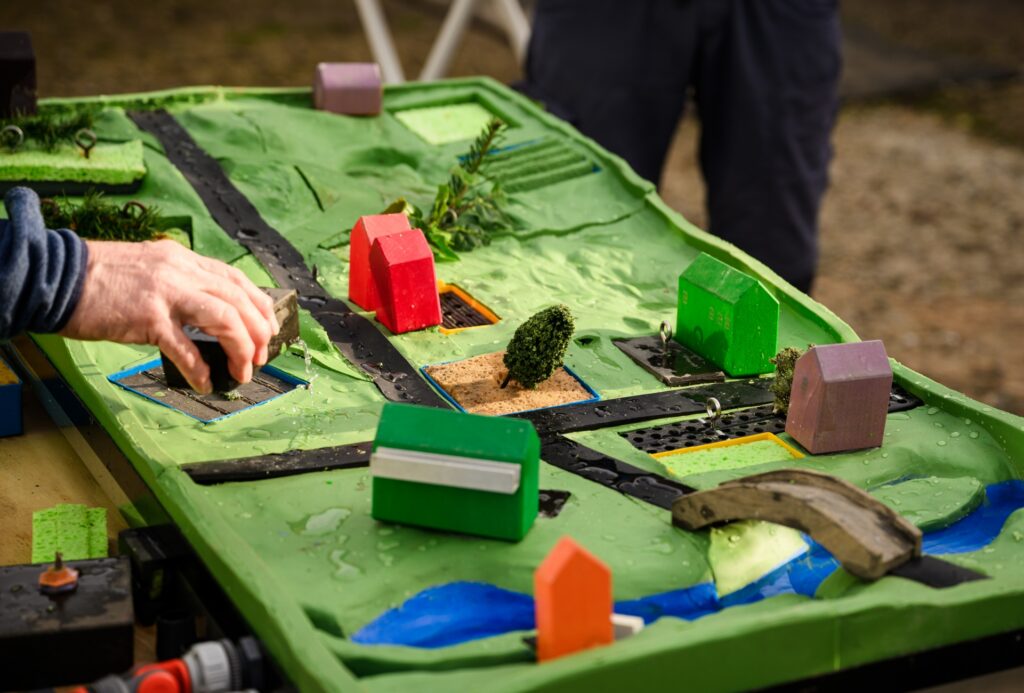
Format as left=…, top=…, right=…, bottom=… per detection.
left=0, top=187, right=89, bottom=339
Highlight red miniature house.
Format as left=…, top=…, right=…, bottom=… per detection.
left=534, top=537, right=614, bottom=662
left=786, top=340, right=893, bottom=454
left=370, top=229, right=442, bottom=334
left=348, top=213, right=411, bottom=312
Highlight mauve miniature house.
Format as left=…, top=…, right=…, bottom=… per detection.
left=313, top=62, right=382, bottom=116
left=786, top=340, right=893, bottom=454
left=370, top=228, right=442, bottom=334
left=1, top=31, right=36, bottom=117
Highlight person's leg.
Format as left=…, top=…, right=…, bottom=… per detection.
left=694, top=0, right=841, bottom=293
left=519, top=0, right=697, bottom=184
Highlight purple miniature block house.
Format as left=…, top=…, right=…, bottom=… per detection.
left=786, top=340, right=893, bottom=454
left=313, top=62, right=382, bottom=116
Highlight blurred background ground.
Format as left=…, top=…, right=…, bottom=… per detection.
left=3, top=0, right=1022, bottom=414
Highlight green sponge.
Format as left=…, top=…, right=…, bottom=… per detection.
left=31, top=504, right=108, bottom=564
left=0, top=140, right=146, bottom=185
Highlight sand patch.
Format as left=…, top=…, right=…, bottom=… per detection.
left=425, top=351, right=593, bottom=415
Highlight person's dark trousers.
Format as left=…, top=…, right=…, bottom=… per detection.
left=519, top=0, right=842, bottom=293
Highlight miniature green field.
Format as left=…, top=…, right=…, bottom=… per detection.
left=19, top=80, right=1024, bottom=692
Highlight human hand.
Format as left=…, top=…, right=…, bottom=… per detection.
left=61, top=239, right=280, bottom=394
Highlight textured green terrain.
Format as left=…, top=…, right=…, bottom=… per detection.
left=19, top=80, right=1024, bottom=692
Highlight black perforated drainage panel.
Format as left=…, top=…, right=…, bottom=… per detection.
left=538, top=490, right=571, bottom=518
left=614, top=335, right=725, bottom=387
left=621, top=405, right=783, bottom=454
left=620, top=385, right=925, bottom=455
left=890, top=383, right=925, bottom=412
left=438, top=285, right=499, bottom=332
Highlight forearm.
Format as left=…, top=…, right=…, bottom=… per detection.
left=0, top=187, right=89, bottom=339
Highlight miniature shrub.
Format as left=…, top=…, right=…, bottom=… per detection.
left=502, top=305, right=575, bottom=389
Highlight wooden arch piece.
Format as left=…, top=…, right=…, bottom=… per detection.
left=672, top=468, right=922, bottom=580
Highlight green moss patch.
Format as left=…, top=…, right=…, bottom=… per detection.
left=31, top=503, right=107, bottom=563
left=0, top=140, right=146, bottom=185
left=395, top=103, right=498, bottom=145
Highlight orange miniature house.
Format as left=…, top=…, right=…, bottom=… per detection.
left=534, top=536, right=614, bottom=662
left=348, top=213, right=411, bottom=311
left=370, top=229, right=442, bottom=334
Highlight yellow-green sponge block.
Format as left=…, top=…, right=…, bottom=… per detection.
left=0, top=140, right=146, bottom=185
left=31, top=503, right=108, bottom=564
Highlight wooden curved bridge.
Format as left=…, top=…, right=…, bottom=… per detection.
left=672, top=469, right=923, bottom=580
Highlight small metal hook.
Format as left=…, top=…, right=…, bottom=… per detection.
left=1, top=124, right=24, bottom=150
left=659, top=321, right=673, bottom=353
left=122, top=200, right=148, bottom=218
left=74, top=128, right=97, bottom=158
left=705, top=396, right=722, bottom=431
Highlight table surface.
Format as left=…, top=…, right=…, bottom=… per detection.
left=0, top=385, right=155, bottom=673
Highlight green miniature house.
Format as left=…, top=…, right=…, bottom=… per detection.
left=676, top=253, right=779, bottom=376
left=371, top=403, right=540, bottom=541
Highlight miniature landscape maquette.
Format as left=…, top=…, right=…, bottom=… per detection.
left=5, top=76, right=1024, bottom=692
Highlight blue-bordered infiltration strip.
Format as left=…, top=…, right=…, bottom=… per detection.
left=109, top=358, right=307, bottom=423
left=419, top=362, right=599, bottom=415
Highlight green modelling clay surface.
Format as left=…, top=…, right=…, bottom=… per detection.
left=871, top=476, right=985, bottom=532
left=657, top=436, right=802, bottom=479
left=394, top=102, right=500, bottom=144
left=27, top=80, right=1024, bottom=691
left=708, top=520, right=807, bottom=596
left=31, top=504, right=107, bottom=563
left=0, top=140, right=146, bottom=184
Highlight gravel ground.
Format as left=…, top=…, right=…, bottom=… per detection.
left=4, top=0, right=1022, bottom=414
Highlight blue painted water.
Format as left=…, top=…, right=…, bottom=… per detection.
left=352, top=480, right=1024, bottom=648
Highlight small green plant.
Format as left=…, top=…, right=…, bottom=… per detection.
left=770, top=346, right=810, bottom=415
left=41, top=190, right=164, bottom=242
left=1, top=109, right=96, bottom=151
left=501, top=305, right=575, bottom=389
left=384, top=118, right=512, bottom=260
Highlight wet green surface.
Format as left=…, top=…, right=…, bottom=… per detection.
left=31, top=81, right=1024, bottom=692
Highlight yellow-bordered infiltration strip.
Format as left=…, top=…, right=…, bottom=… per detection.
left=652, top=432, right=805, bottom=460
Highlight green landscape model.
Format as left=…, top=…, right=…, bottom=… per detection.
left=7, top=78, right=1024, bottom=692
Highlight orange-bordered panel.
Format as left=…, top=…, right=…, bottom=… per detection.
left=437, top=281, right=501, bottom=335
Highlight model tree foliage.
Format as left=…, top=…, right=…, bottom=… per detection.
left=501, top=305, right=575, bottom=389
left=770, top=346, right=810, bottom=415
left=41, top=190, right=164, bottom=242
left=384, top=118, right=512, bottom=261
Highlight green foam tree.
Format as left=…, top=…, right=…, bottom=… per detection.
left=770, top=346, right=808, bottom=415
left=501, top=305, right=575, bottom=389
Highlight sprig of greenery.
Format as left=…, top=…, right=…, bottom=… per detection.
left=41, top=190, right=164, bottom=242
left=384, top=118, right=512, bottom=260
left=1, top=109, right=96, bottom=152
left=770, top=346, right=811, bottom=415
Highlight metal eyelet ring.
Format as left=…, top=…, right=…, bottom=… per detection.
left=705, top=396, right=722, bottom=430
left=1, top=124, right=24, bottom=150
left=122, top=200, right=148, bottom=218
left=659, top=321, right=673, bottom=350
left=74, top=128, right=98, bottom=159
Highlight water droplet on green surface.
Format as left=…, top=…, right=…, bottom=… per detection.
left=950, top=431, right=960, bottom=438
left=377, top=540, right=400, bottom=551
left=330, top=550, right=361, bottom=579
left=247, top=428, right=271, bottom=439
left=927, top=407, right=939, bottom=415
left=936, top=440, right=947, bottom=447
left=295, top=507, right=351, bottom=535
left=969, top=431, right=980, bottom=439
